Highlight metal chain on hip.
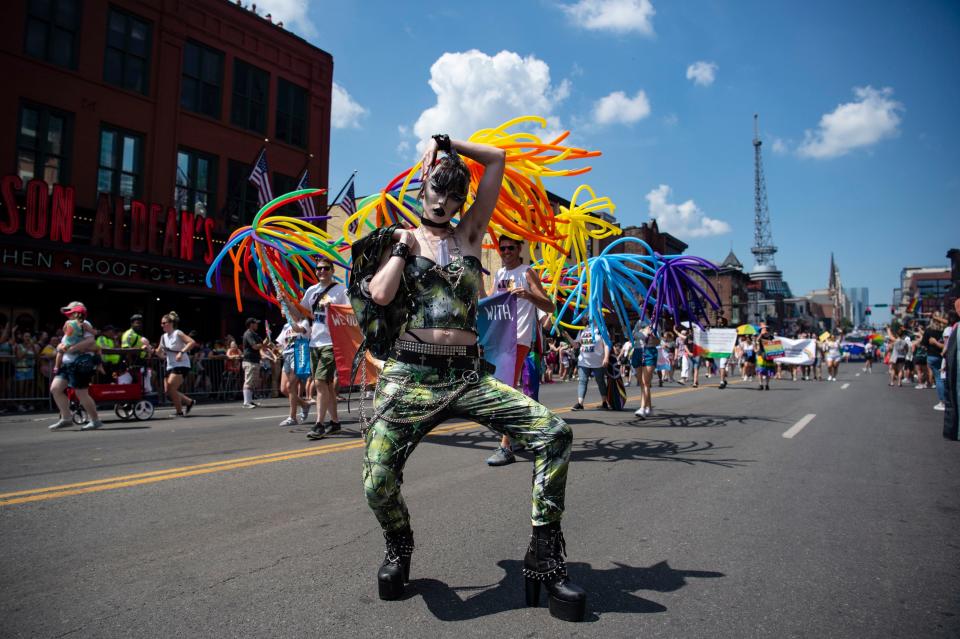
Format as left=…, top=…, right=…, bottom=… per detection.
left=358, top=358, right=481, bottom=436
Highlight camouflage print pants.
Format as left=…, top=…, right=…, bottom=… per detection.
left=363, top=359, right=572, bottom=533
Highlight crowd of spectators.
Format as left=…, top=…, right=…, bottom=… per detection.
left=0, top=317, right=284, bottom=413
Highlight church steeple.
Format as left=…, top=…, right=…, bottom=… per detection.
left=828, top=252, right=839, bottom=290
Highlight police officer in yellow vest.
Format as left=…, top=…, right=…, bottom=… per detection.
left=97, top=325, right=121, bottom=379
left=121, top=314, right=147, bottom=360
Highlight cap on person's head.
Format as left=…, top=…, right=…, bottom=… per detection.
left=246, top=317, right=260, bottom=327
left=102, top=324, right=117, bottom=332
left=130, top=314, right=143, bottom=323
left=60, top=301, right=87, bottom=316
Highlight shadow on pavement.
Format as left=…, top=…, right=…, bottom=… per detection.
left=570, top=438, right=750, bottom=468
left=405, top=558, right=724, bottom=622
left=428, top=431, right=752, bottom=468
left=621, top=411, right=785, bottom=429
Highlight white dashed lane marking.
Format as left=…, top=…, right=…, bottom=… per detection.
left=783, top=414, right=816, bottom=439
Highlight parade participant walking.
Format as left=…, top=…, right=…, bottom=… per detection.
left=924, top=314, right=947, bottom=410
left=942, top=304, right=959, bottom=440
left=756, top=327, right=775, bottom=391
left=276, top=313, right=311, bottom=427
left=300, top=256, right=349, bottom=439
left=486, top=235, right=557, bottom=467
left=888, top=329, right=908, bottom=387
left=155, top=311, right=197, bottom=417
left=863, top=339, right=876, bottom=374
left=241, top=318, right=266, bottom=408
left=632, top=321, right=659, bottom=418
left=572, top=320, right=609, bottom=410
left=359, top=134, right=585, bottom=619
left=825, top=333, right=842, bottom=381
left=715, top=316, right=731, bottom=389
left=48, top=302, right=104, bottom=431
left=741, top=335, right=757, bottom=381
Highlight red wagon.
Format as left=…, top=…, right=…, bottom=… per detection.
left=67, top=383, right=156, bottom=424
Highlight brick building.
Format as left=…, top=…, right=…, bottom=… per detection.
left=1, top=0, right=333, bottom=339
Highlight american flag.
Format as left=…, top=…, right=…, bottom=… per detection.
left=248, top=148, right=274, bottom=207
left=296, top=169, right=315, bottom=217
left=342, top=178, right=358, bottom=232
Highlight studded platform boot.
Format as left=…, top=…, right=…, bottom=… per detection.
left=377, top=527, right=414, bottom=600
left=522, top=522, right=587, bottom=622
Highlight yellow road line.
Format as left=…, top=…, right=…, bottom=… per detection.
left=1, top=381, right=723, bottom=507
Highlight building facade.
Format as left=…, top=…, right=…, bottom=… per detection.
left=1, top=0, right=333, bottom=338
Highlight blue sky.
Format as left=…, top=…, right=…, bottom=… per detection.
left=259, top=0, right=960, bottom=324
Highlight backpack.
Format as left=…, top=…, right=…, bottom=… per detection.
left=347, top=224, right=408, bottom=381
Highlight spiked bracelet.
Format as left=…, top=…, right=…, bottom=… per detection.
left=390, top=242, right=410, bottom=259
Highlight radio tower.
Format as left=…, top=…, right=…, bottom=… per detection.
left=751, top=113, right=777, bottom=268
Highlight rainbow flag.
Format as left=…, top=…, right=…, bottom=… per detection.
left=906, top=297, right=919, bottom=313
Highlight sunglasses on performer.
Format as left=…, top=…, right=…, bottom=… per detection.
left=317, top=265, right=332, bottom=271
left=498, top=245, right=519, bottom=252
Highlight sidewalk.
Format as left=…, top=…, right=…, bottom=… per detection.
left=0, top=396, right=306, bottom=427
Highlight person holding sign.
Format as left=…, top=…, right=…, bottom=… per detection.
left=486, top=235, right=557, bottom=467
left=276, top=312, right=312, bottom=427
left=756, top=325, right=775, bottom=391
left=300, top=256, right=350, bottom=439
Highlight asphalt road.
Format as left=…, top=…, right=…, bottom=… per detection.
left=1, top=366, right=958, bottom=638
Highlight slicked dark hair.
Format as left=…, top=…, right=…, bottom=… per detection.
left=426, top=152, right=469, bottom=202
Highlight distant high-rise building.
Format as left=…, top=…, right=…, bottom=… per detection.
left=845, top=287, right=870, bottom=327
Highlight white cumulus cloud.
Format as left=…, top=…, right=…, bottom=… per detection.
left=410, top=50, right=570, bottom=153
left=686, top=61, right=717, bottom=87
left=331, top=82, right=367, bottom=129
left=561, top=0, right=655, bottom=36
left=646, top=184, right=731, bottom=239
left=797, top=86, right=904, bottom=159
left=252, top=0, right=317, bottom=39
left=593, top=90, right=651, bottom=125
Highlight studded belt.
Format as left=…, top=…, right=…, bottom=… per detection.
left=393, top=340, right=494, bottom=374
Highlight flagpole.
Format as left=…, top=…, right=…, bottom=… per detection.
left=325, top=170, right=358, bottom=212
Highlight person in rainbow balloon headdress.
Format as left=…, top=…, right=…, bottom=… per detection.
left=358, top=134, right=586, bottom=621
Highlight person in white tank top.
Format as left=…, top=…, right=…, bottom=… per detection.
left=486, top=235, right=557, bottom=467
left=155, top=311, right=197, bottom=417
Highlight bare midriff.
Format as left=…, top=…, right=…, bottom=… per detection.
left=404, top=327, right=477, bottom=346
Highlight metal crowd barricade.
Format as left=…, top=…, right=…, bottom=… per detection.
left=0, top=350, right=280, bottom=413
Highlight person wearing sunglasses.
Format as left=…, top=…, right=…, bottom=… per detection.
left=300, top=256, right=349, bottom=439
left=358, top=134, right=586, bottom=620
left=486, top=235, right=556, bottom=467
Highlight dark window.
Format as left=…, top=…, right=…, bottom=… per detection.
left=226, top=160, right=259, bottom=225
left=276, top=79, right=308, bottom=148
left=24, top=0, right=81, bottom=69
left=230, top=59, right=268, bottom=133
left=103, top=7, right=152, bottom=94
left=17, top=103, right=72, bottom=185
left=175, top=149, right=218, bottom=217
left=97, top=125, right=143, bottom=199
left=181, top=40, right=223, bottom=118
left=272, top=172, right=299, bottom=214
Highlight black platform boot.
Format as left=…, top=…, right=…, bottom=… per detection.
left=377, top=527, right=414, bottom=600
left=522, top=522, right=587, bottom=622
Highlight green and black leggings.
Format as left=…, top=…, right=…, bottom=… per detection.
left=363, top=359, right=572, bottom=532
